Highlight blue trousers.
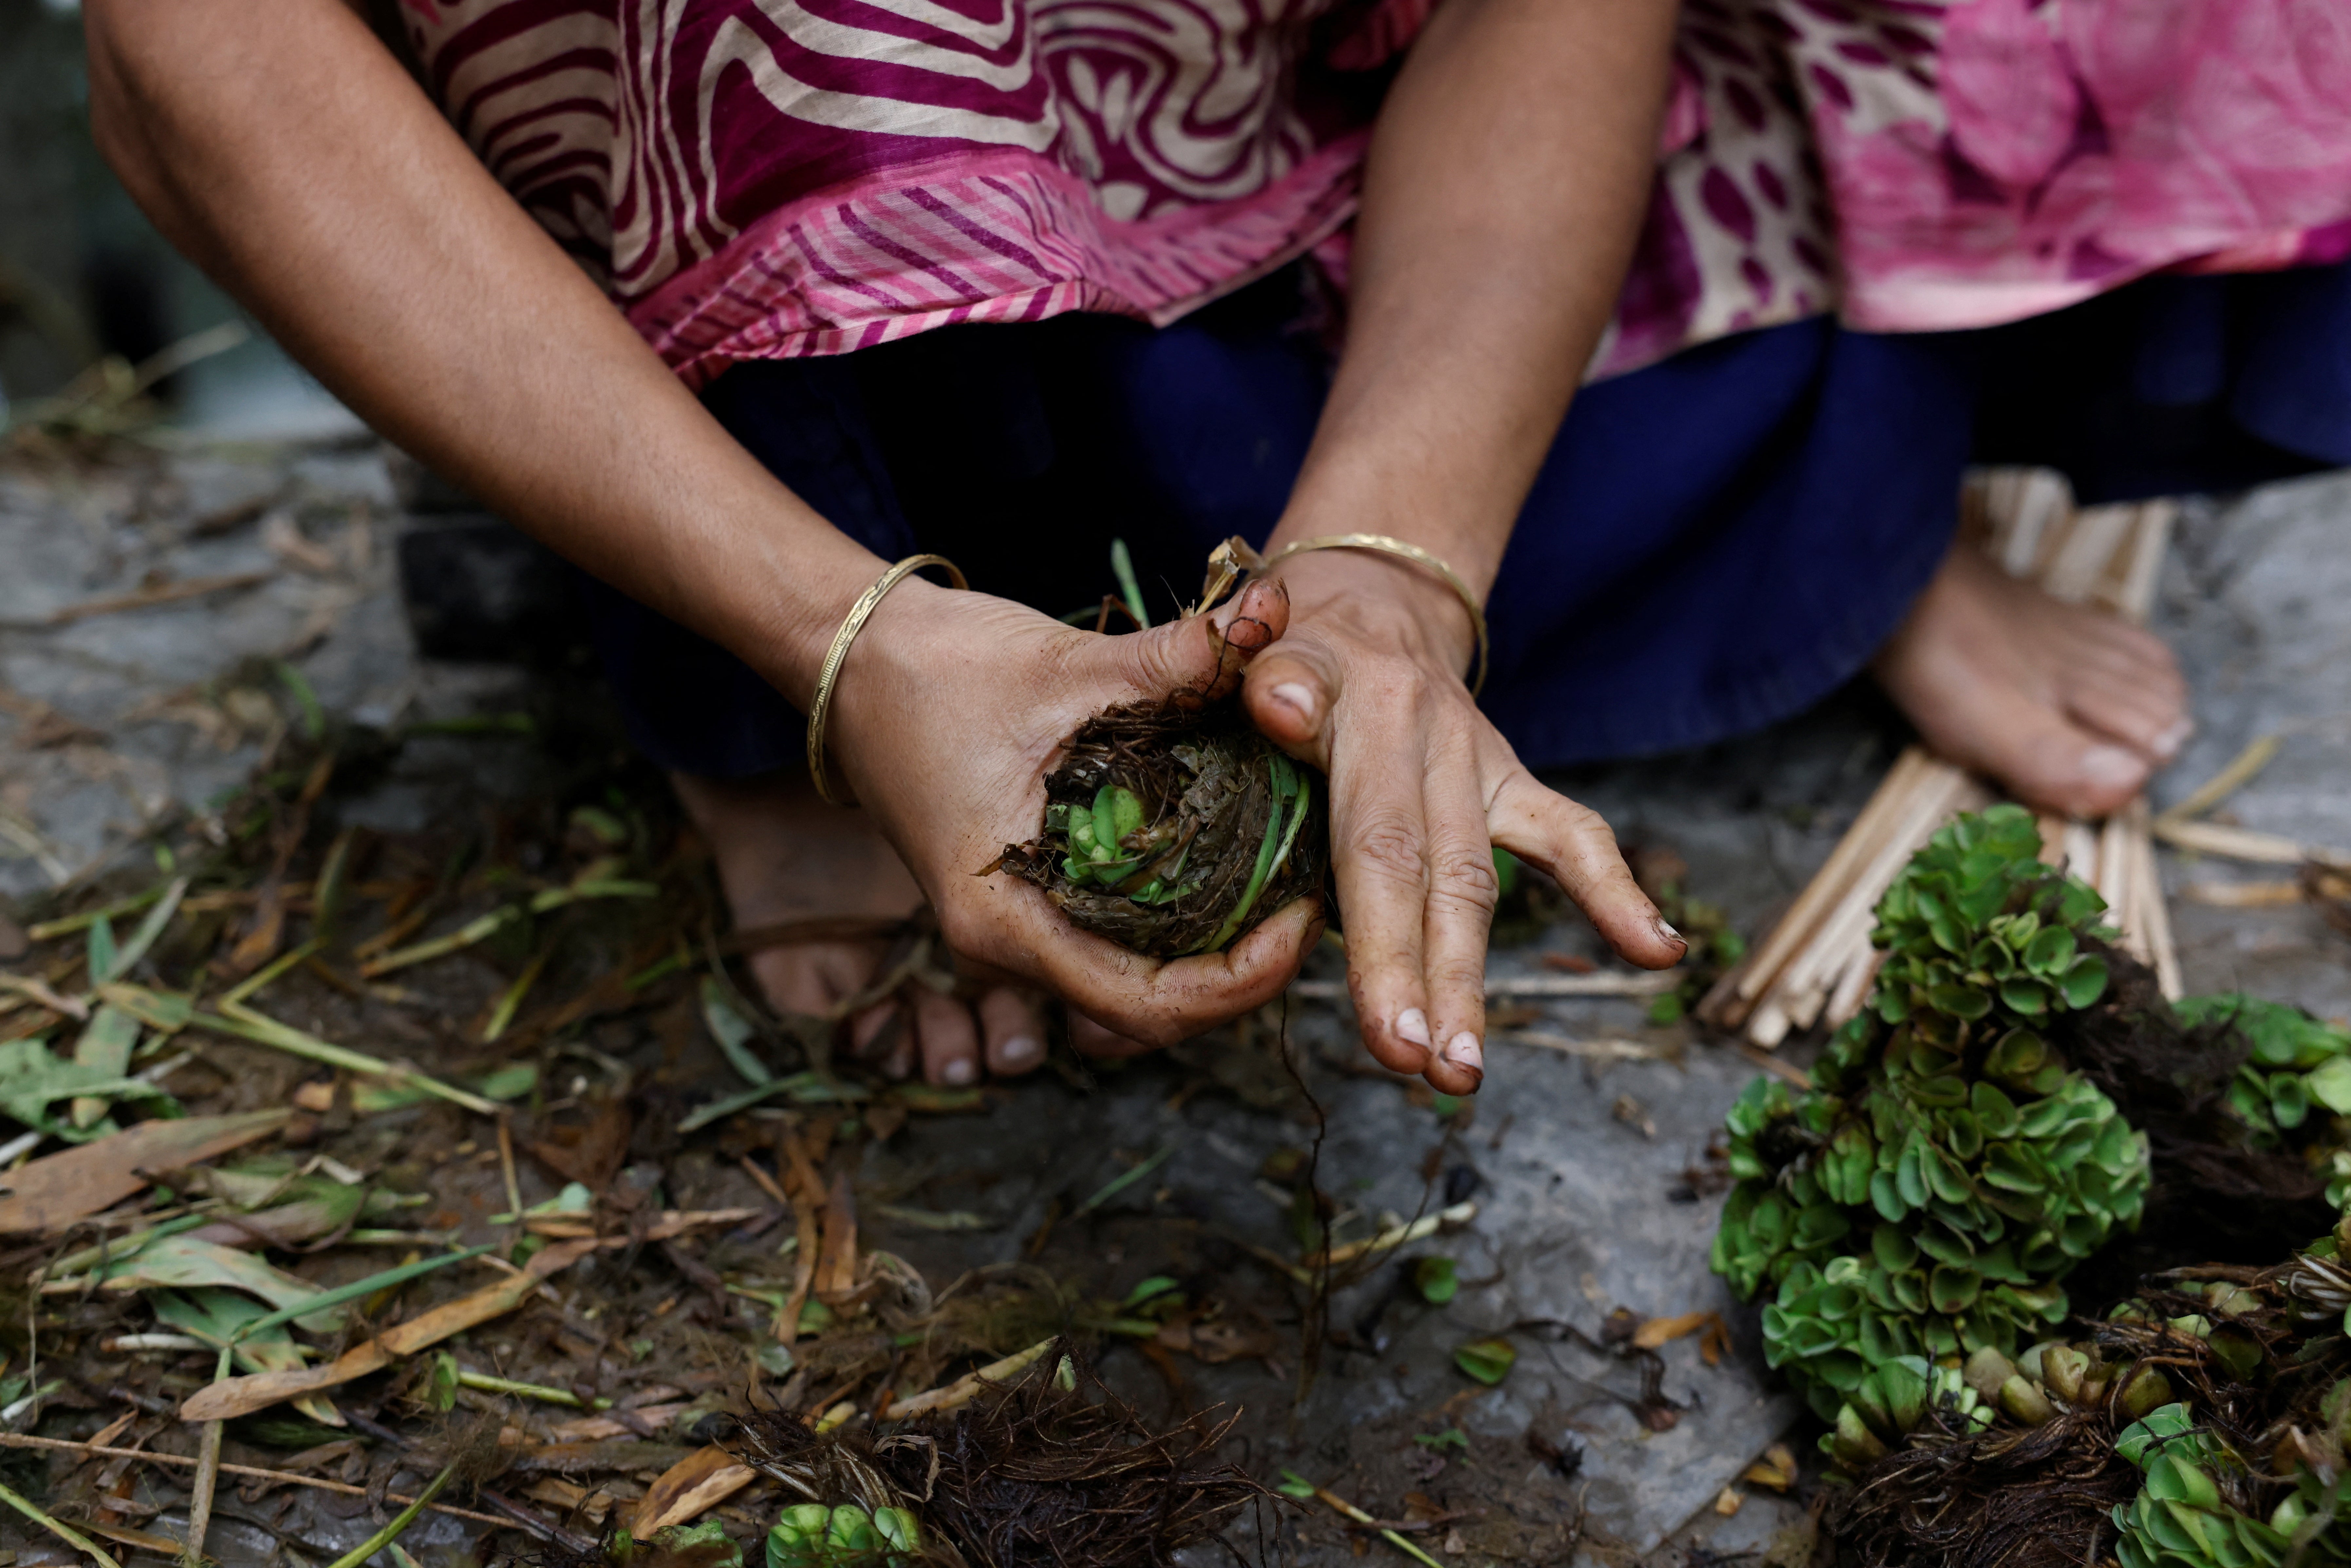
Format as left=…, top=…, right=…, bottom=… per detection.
left=580, top=261, right=2351, bottom=778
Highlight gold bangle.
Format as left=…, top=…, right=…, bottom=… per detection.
left=806, top=553, right=968, bottom=808
left=1261, top=533, right=1490, bottom=696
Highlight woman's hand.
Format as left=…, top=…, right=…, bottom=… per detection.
left=815, top=574, right=1326, bottom=1049
left=811, top=549, right=1679, bottom=1087
left=1242, top=549, right=1686, bottom=1095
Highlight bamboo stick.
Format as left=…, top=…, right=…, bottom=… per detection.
left=1744, top=764, right=1979, bottom=1048
left=2131, top=806, right=2183, bottom=999
left=2098, top=809, right=2140, bottom=961
left=1722, top=469, right=2187, bottom=1052
left=1823, top=945, right=1884, bottom=1032
left=2042, top=505, right=2134, bottom=604
left=1774, top=762, right=1982, bottom=1007
left=2063, top=821, right=2102, bottom=885
left=1737, top=747, right=1932, bottom=1004
left=1704, top=747, right=1933, bottom=1034
left=2111, top=502, right=2176, bottom=623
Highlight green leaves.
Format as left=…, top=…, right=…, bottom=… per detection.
left=766, top=1505, right=917, bottom=1568
left=2309, top=1057, right=2351, bottom=1116
left=1930, top=984, right=1992, bottom=1021
left=88, top=877, right=188, bottom=989
left=0, top=1032, right=170, bottom=1141
left=1452, top=1336, right=1516, bottom=1386
left=1710, top=807, right=2154, bottom=1411
left=2023, top=924, right=2077, bottom=976
left=1413, top=1257, right=1459, bottom=1305
left=2061, top=956, right=2111, bottom=1010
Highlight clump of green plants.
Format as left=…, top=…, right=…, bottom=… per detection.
left=1825, top=1227, right=2351, bottom=1568
left=1712, top=805, right=2351, bottom=1568
left=1712, top=806, right=2149, bottom=1417
left=766, top=1505, right=922, bottom=1568
left=2174, top=994, right=2351, bottom=1161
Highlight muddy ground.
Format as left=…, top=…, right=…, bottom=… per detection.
left=0, top=430, right=2345, bottom=1568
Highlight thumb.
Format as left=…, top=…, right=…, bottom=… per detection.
left=1095, top=578, right=1290, bottom=704
left=1241, top=626, right=1341, bottom=770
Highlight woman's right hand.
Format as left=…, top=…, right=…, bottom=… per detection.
left=813, top=575, right=1325, bottom=1047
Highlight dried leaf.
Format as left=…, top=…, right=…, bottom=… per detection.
left=527, top=1097, right=632, bottom=1189
left=0, top=1109, right=289, bottom=1233
left=1627, top=1308, right=1731, bottom=1365
left=150, top=1289, right=345, bottom=1428
left=628, top=1446, right=754, bottom=1535
left=813, top=1172, right=859, bottom=1306
left=179, top=1239, right=595, bottom=1421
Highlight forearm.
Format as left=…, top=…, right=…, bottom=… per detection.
left=83, top=0, right=878, bottom=706
left=1275, top=0, right=1677, bottom=599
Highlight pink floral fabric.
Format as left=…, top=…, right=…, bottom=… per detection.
left=1587, top=0, right=2351, bottom=373
left=399, top=0, right=2351, bottom=388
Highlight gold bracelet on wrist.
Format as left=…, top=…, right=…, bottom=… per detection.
left=1258, top=533, right=1490, bottom=696
left=806, top=553, right=967, bottom=808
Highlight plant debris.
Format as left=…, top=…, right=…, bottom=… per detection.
left=994, top=696, right=1329, bottom=959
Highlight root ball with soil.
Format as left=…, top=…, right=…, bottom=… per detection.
left=994, top=608, right=1330, bottom=960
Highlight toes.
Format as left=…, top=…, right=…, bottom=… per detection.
left=1997, top=714, right=2152, bottom=818
left=978, top=988, right=1049, bottom=1076
left=747, top=942, right=871, bottom=1017
left=914, top=990, right=982, bottom=1087
left=853, top=1002, right=914, bottom=1080
left=1069, top=1010, right=1156, bottom=1058
left=2064, top=671, right=2193, bottom=764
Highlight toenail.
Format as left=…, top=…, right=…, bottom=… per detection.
left=1444, top=1031, right=1483, bottom=1074
left=1395, top=1008, right=1433, bottom=1049
left=1270, top=682, right=1318, bottom=725
left=997, top=1035, right=1042, bottom=1069
left=942, top=1056, right=976, bottom=1086
left=2079, top=745, right=2147, bottom=790
left=2153, top=719, right=2193, bottom=759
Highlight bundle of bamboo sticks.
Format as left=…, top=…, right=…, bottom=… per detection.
left=1699, top=469, right=2183, bottom=1050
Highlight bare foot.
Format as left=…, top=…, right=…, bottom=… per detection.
left=1872, top=545, right=2191, bottom=818
left=671, top=769, right=1068, bottom=1084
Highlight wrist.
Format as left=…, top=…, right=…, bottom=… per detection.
left=701, top=525, right=895, bottom=711
left=1265, top=545, right=1481, bottom=683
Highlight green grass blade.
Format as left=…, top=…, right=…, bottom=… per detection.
left=229, top=1246, right=487, bottom=1344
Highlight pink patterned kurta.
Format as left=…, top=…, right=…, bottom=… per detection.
left=397, top=0, right=2351, bottom=388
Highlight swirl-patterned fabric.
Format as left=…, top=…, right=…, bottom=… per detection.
left=399, top=0, right=2351, bottom=388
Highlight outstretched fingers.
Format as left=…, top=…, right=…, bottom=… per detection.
left=1417, top=746, right=1498, bottom=1093
left=1489, top=770, right=1686, bottom=970
left=1328, top=779, right=1445, bottom=1081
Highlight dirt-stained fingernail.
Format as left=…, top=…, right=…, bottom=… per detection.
left=1444, top=1031, right=1483, bottom=1074
left=1270, top=682, right=1318, bottom=725
left=997, top=1035, right=1042, bottom=1070
left=1396, top=1008, right=1433, bottom=1049
left=942, top=1056, right=977, bottom=1086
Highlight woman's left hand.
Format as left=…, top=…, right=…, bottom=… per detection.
left=1242, top=546, right=1687, bottom=1096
